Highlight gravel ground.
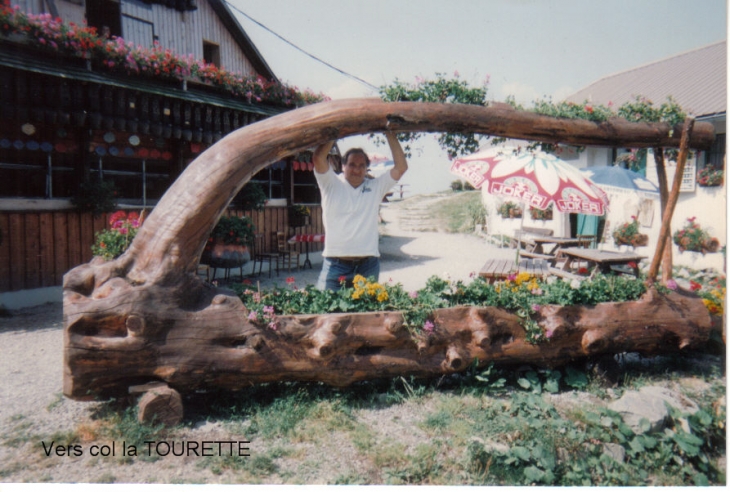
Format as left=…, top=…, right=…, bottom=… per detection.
left=0, top=195, right=510, bottom=484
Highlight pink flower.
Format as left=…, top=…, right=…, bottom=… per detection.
left=453, top=70, right=460, bottom=77
left=423, top=320, right=435, bottom=333
left=544, top=328, right=554, bottom=339
left=531, top=304, right=542, bottom=312
left=508, top=273, right=517, bottom=281
left=247, top=312, right=258, bottom=321
left=409, top=291, right=419, bottom=299
left=666, top=279, right=678, bottom=291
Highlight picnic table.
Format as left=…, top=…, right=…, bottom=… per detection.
left=479, top=258, right=550, bottom=284
left=553, top=247, right=645, bottom=279
left=519, top=235, right=588, bottom=264
left=288, top=234, right=325, bottom=269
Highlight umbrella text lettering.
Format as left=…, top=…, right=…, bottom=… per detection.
left=490, top=182, right=547, bottom=208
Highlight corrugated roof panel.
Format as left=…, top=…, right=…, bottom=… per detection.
left=568, top=41, right=726, bottom=117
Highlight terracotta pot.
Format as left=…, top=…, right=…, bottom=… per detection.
left=201, top=242, right=250, bottom=268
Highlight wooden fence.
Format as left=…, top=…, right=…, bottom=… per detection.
left=0, top=205, right=323, bottom=293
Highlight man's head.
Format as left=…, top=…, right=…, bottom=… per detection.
left=342, top=148, right=370, bottom=188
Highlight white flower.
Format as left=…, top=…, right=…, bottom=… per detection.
left=570, top=279, right=582, bottom=289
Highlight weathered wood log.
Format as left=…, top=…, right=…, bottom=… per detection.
left=136, top=384, right=183, bottom=427
left=64, top=283, right=714, bottom=399
left=63, top=99, right=718, bottom=401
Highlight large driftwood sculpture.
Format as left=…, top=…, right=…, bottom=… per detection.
left=63, top=100, right=718, bottom=423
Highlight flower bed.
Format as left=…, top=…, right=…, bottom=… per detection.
left=0, top=6, right=327, bottom=107
left=92, top=210, right=142, bottom=260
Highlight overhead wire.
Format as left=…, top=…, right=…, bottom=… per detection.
left=225, top=1, right=380, bottom=92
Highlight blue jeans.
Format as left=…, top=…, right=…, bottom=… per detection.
left=316, top=256, right=380, bottom=291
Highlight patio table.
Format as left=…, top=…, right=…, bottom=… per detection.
left=479, top=258, right=550, bottom=284
left=555, top=247, right=645, bottom=278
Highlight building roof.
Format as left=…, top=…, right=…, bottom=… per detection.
left=208, top=0, right=277, bottom=81
left=567, top=40, right=726, bottom=118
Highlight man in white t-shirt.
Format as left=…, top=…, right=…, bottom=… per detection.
left=312, top=132, right=408, bottom=290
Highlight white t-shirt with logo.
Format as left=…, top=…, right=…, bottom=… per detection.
left=314, top=167, right=397, bottom=257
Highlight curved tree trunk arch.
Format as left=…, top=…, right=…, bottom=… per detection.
left=63, top=99, right=718, bottom=417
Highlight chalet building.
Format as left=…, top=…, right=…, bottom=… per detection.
left=0, top=0, right=326, bottom=307
left=486, top=40, right=726, bottom=273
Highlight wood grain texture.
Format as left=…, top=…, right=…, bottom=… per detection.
left=62, top=99, right=718, bottom=400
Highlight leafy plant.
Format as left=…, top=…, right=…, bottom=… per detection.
left=0, top=6, right=326, bottom=107
left=612, top=216, right=646, bottom=247
left=377, top=72, right=490, bottom=158
left=672, top=217, right=720, bottom=254
left=71, top=180, right=118, bottom=217
left=497, top=201, right=522, bottom=218
left=91, top=210, right=142, bottom=260
left=210, top=215, right=255, bottom=246
left=232, top=182, right=267, bottom=211
left=697, top=166, right=723, bottom=187
left=529, top=205, right=553, bottom=221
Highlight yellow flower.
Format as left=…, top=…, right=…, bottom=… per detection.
left=353, top=274, right=367, bottom=286
left=377, top=291, right=389, bottom=302
left=352, top=288, right=364, bottom=300
left=515, top=272, right=531, bottom=286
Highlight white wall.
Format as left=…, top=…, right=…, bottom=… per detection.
left=481, top=143, right=726, bottom=274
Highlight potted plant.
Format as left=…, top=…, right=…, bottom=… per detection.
left=697, top=166, right=723, bottom=187
left=289, top=204, right=311, bottom=227
left=498, top=201, right=522, bottom=219
left=612, top=216, right=649, bottom=247
left=672, top=217, right=720, bottom=254
left=529, top=204, right=553, bottom=221
left=202, top=215, right=255, bottom=268
left=92, top=211, right=143, bottom=260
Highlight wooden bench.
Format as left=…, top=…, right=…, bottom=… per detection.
left=479, top=258, right=550, bottom=283
left=519, top=250, right=555, bottom=261
left=509, top=227, right=553, bottom=248
left=548, top=267, right=586, bottom=282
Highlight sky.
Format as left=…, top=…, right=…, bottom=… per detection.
left=228, top=0, right=727, bottom=195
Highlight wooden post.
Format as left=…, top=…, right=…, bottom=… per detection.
left=647, top=117, right=695, bottom=283
left=652, top=147, right=673, bottom=282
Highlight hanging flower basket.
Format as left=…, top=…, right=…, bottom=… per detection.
left=289, top=205, right=311, bottom=227
left=529, top=205, right=553, bottom=221
left=498, top=201, right=522, bottom=219
left=612, top=216, right=648, bottom=247
left=673, top=217, right=721, bottom=254
left=697, top=166, right=724, bottom=187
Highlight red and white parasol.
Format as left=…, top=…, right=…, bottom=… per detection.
left=451, top=147, right=609, bottom=215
